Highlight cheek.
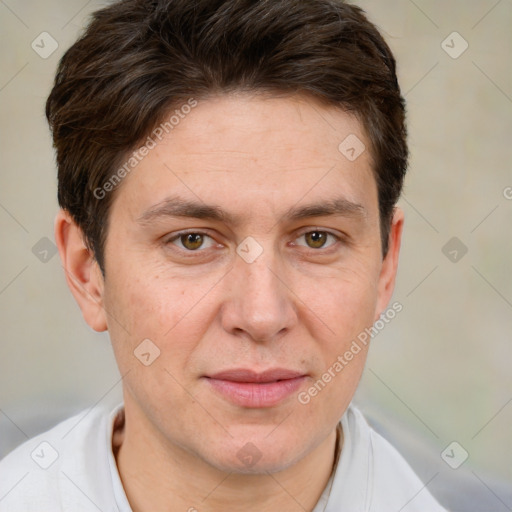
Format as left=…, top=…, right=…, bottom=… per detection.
left=103, top=263, right=219, bottom=368
left=299, top=264, right=380, bottom=338
left=103, top=269, right=201, bottom=408
left=294, top=263, right=378, bottom=412
left=297, top=278, right=375, bottom=422
left=317, top=280, right=375, bottom=379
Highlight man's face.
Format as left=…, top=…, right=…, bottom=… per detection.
left=97, top=93, right=401, bottom=473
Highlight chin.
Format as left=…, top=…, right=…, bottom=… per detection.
left=200, top=432, right=308, bottom=475
left=210, top=451, right=299, bottom=475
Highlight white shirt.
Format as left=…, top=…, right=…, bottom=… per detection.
left=0, top=403, right=448, bottom=511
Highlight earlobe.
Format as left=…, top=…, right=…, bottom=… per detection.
left=374, top=207, right=404, bottom=321
left=54, top=209, right=108, bottom=332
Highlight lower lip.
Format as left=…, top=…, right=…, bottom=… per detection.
left=205, top=376, right=307, bottom=408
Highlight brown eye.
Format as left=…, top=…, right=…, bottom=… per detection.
left=293, top=230, right=339, bottom=250
left=305, top=231, right=329, bottom=249
left=180, top=233, right=204, bottom=250
left=166, top=231, right=218, bottom=255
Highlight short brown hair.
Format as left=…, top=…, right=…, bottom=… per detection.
left=46, top=0, right=408, bottom=273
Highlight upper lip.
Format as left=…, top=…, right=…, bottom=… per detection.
left=206, top=368, right=306, bottom=383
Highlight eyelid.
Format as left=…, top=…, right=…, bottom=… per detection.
left=165, top=227, right=346, bottom=254
left=166, top=229, right=219, bottom=251
left=294, top=226, right=342, bottom=238
left=291, top=228, right=343, bottom=250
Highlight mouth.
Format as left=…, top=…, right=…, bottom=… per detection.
left=203, top=368, right=308, bottom=408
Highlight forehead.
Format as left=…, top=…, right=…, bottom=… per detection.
left=110, top=93, right=378, bottom=224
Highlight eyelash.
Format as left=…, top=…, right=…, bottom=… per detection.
left=167, top=230, right=219, bottom=253
left=165, top=229, right=344, bottom=256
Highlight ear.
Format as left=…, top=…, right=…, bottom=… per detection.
left=54, top=209, right=108, bottom=332
left=374, top=207, right=404, bottom=321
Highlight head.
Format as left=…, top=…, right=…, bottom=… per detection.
left=50, top=0, right=407, bottom=474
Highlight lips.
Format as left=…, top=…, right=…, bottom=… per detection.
left=204, top=368, right=307, bottom=408
left=208, top=368, right=305, bottom=383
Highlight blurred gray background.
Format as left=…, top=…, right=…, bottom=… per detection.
left=1, top=0, right=511, bottom=507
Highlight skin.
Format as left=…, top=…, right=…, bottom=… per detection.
left=55, top=92, right=403, bottom=512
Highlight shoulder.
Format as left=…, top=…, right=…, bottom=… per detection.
left=0, top=404, right=121, bottom=512
left=338, top=405, right=449, bottom=511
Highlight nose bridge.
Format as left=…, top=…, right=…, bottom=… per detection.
left=223, top=238, right=296, bottom=342
left=241, top=253, right=281, bottom=303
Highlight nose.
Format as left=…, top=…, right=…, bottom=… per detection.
left=220, top=245, right=298, bottom=343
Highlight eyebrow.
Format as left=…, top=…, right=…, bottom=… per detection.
left=136, top=194, right=366, bottom=227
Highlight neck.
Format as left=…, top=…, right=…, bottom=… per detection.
left=114, top=399, right=341, bottom=512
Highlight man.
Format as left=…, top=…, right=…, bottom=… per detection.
left=0, top=0, right=449, bottom=510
